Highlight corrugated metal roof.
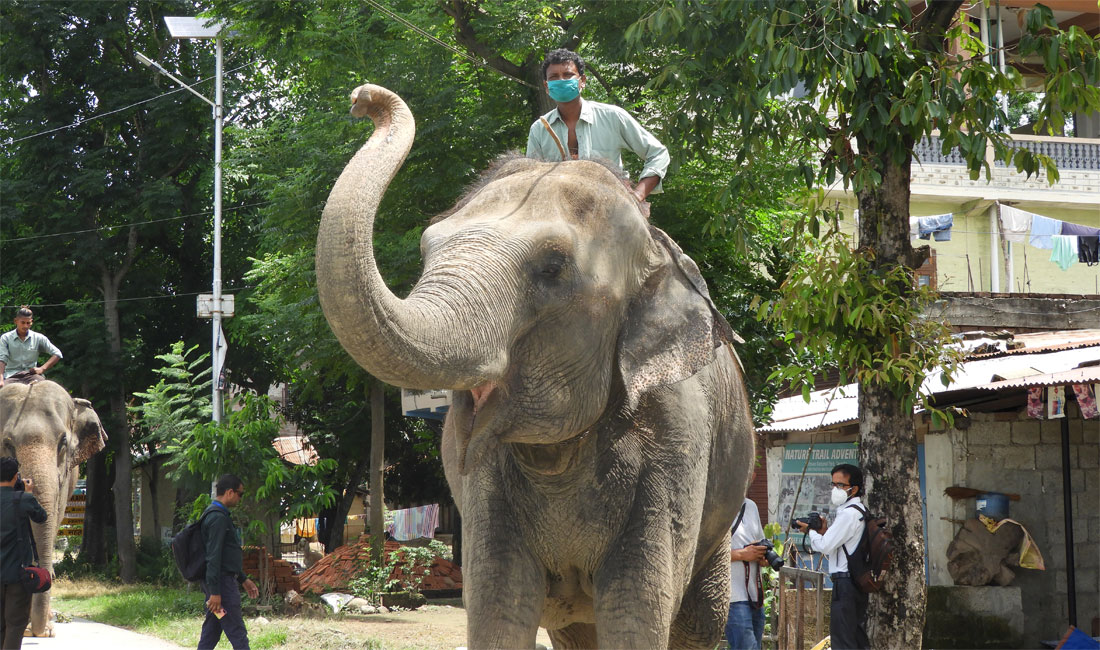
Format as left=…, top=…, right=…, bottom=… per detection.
left=273, top=436, right=319, bottom=466
left=761, top=331, right=1100, bottom=432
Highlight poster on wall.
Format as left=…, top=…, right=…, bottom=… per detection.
left=776, top=442, right=859, bottom=542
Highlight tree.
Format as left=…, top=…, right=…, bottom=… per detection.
left=130, top=342, right=212, bottom=536
left=629, top=1, right=1100, bottom=645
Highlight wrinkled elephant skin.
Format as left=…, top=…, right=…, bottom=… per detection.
left=0, top=380, right=107, bottom=636
left=315, top=85, right=756, bottom=649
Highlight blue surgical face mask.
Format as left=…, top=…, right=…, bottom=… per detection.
left=547, top=78, right=581, bottom=103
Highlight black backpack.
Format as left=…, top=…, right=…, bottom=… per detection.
left=171, top=509, right=219, bottom=582
left=844, top=504, right=893, bottom=593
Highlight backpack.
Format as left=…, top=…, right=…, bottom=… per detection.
left=171, top=509, right=220, bottom=582
left=844, top=504, right=893, bottom=593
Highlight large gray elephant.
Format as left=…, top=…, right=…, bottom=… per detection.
left=316, top=85, right=755, bottom=649
left=0, top=380, right=107, bottom=636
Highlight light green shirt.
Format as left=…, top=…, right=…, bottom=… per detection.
left=526, top=99, right=670, bottom=193
left=0, top=329, right=62, bottom=377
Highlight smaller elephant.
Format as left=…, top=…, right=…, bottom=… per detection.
left=0, top=379, right=107, bottom=636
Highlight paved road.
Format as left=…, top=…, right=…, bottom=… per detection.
left=19, top=618, right=182, bottom=649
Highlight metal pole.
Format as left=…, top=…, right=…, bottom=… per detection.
left=212, top=35, right=224, bottom=424
left=1060, top=416, right=1077, bottom=628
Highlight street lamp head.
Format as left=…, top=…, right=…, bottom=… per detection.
left=164, top=16, right=225, bottom=40
left=135, top=52, right=156, bottom=68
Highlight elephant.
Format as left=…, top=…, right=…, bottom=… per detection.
left=315, top=84, right=755, bottom=649
left=0, top=379, right=107, bottom=636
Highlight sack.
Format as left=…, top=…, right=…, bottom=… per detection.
left=21, top=566, right=51, bottom=593
left=171, top=510, right=217, bottom=582
left=844, top=505, right=893, bottom=593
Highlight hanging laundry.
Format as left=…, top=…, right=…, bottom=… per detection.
left=909, top=216, right=920, bottom=239
left=1047, top=385, right=1066, bottom=419
left=1059, top=222, right=1100, bottom=237
left=998, top=205, right=1033, bottom=243
left=1071, top=384, right=1098, bottom=419
left=1079, top=236, right=1099, bottom=266
left=1027, top=387, right=1044, bottom=419
left=1049, top=235, right=1078, bottom=271
left=1029, top=214, right=1063, bottom=249
left=385, top=504, right=440, bottom=541
left=917, top=213, right=953, bottom=241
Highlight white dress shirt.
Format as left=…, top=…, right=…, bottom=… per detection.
left=807, top=496, right=865, bottom=573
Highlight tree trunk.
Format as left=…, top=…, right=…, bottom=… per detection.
left=369, top=379, right=385, bottom=566
left=857, top=154, right=927, bottom=649
left=79, top=442, right=111, bottom=565
left=101, top=233, right=138, bottom=583
left=325, top=451, right=370, bottom=553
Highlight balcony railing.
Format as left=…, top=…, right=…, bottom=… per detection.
left=914, top=134, right=1100, bottom=171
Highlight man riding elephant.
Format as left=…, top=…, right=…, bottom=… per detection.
left=0, top=306, right=62, bottom=389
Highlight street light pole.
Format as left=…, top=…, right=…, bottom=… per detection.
left=212, top=33, right=224, bottom=424
left=140, top=16, right=230, bottom=425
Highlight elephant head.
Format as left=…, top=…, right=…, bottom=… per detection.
left=0, top=380, right=107, bottom=635
left=316, top=85, right=728, bottom=473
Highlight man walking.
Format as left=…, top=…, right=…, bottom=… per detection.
left=0, top=457, right=48, bottom=650
left=0, top=306, right=62, bottom=388
left=199, top=474, right=258, bottom=650
left=794, top=463, right=869, bottom=650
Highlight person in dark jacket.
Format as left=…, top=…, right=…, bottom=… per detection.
left=199, top=473, right=258, bottom=650
left=0, top=456, right=48, bottom=650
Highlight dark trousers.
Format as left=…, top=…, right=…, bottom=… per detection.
left=0, top=582, right=31, bottom=650
left=199, top=575, right=249, bottom=650
left=830, top=577, right=869, bottom=650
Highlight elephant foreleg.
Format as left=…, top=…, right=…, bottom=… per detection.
left=462, top=489, right=545, bottom=648
left=668, top=542, right=730, bottom=649
left=592, top=521, right=679, bottom=648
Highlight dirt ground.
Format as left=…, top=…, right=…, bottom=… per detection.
left=284, top=600, right=554, bottom=649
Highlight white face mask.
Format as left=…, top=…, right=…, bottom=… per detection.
left=831, top=486, right=850, bottom=506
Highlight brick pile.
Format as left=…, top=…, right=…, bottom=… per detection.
left=298, top=536, right=462, bottom=595
left=243, top=546, right=300, bottom=594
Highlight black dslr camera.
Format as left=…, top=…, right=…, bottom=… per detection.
left=752, top=539, right=784, bottom=570
left=793, top=511, right=824, bottom=532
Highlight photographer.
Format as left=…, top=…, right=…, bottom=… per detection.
left=794, top=463, right=868, bottom=650
left=0, top=457, right=47, bottom=650
left=727, top=496, right=768, bottom=650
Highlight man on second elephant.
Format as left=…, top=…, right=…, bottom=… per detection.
left=0, top=456, right=48, bottom=650
left=199, top=473, right=259, bottom=650
left=525, top=48, right=670, bottom=214
left=0, top=307, right=62, bottom=389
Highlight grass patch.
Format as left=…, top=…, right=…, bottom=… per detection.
left=51, top=578, right=290, bottom=649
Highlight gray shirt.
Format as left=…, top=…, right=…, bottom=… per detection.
left=0, top=329, right=62, bottom=377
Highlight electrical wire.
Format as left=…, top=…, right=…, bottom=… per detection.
left=0, top=286, right=253, bottom=311
left=5, top=61, right=257, bottom=144
left=362, top=0, right=538, bottom=90
left=0, top=200, right=274, bottom=244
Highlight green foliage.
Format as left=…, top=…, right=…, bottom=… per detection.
left=167, top=393, right=339, bottom=544
left=761, top=230, right=963, bottom=410
left=135, top=538, right=185, bottom=586
left=131, top=342, right=212, bottom=451
left=346, top=540, right=452, bottom=604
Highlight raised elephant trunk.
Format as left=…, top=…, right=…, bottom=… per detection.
left=316, top=85, right=508, bottom=390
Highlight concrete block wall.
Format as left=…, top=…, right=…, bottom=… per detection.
left=925, top=403, right=1099, bottom=646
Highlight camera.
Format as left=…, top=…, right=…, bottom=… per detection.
left=752, top=539, right=784, bottom=570
left=793, top=511, right=824, bottom=532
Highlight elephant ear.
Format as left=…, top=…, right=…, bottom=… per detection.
left=616, top=227, right=742, bottom=411
left=71, top=398, right=107, bottom=467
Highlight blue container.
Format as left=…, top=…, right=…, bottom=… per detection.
left=976, top=492, right=1010, bottom=521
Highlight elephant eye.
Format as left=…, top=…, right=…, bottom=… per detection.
left=539, top=262, right=562, bottom=278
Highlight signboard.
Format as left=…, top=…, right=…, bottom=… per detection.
left=60, top=488, right=86, bottom=537
left=776, top=442, right=859, bottom=538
